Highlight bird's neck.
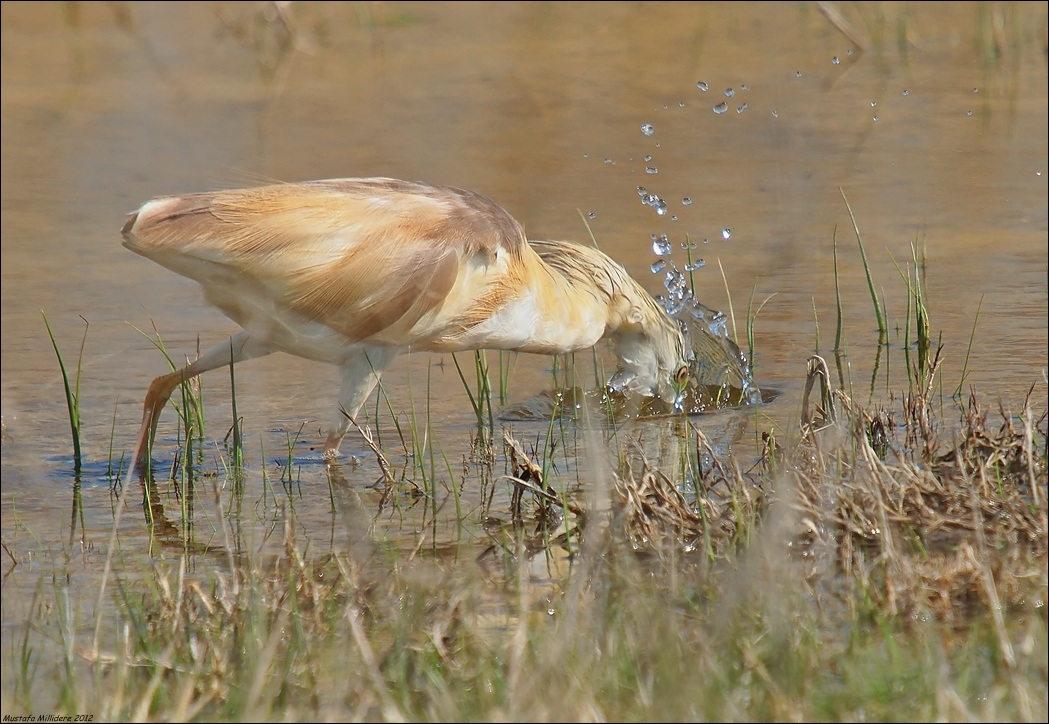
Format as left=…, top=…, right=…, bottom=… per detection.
left=518, top=252, right=612, bottom=353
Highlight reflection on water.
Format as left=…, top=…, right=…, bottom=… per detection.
left=1, top=1, right=1046, bottom=694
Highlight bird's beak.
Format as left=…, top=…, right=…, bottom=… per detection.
left=607, top=368, right=638, bottom=394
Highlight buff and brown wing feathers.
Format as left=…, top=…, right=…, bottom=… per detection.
left=122, top=178, right=528, bottom=345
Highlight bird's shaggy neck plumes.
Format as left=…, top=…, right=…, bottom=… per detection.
left=527, top=240, right=690, bottom=402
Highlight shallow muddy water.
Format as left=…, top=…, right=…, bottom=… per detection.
left=1, top=0, right=1047, bottom=689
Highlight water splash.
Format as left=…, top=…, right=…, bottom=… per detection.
left=639, top=191, right=668, bottom=215
left=651, top=234, right=673, bottom=256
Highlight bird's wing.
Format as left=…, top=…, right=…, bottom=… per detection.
left=123, top=178, right=528, bottom=342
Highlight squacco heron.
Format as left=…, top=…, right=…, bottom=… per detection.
left=122, top=177, right=694, bottom=475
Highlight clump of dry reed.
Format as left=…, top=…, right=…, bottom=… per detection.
left=602, top=354, right=1046, bottom=628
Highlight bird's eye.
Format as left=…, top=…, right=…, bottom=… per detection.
left=675, top=365, right=690, bottom=385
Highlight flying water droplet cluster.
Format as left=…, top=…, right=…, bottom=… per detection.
left=637, top=187, right=668, bottom=215
left=651, top=233, right=673, bottom=256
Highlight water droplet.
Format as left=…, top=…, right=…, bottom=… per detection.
left=645, top=167, right=659, bottom=174
left=713, top=102, right=729, bottom=114
left=967, top=110, right=974, bottom=117
left=725, top=87, right=735, bottom=97
left=741, top=84, right=749, bottom=91
left=640, top=192, right=658, bottom=206
left=651, top=234, right=673, bottom=256
left=690, top=301, right=728, bottom=336
left=702, top=238, right=710, bottom=244
left=678, top=101, right=686, bottom=108
left=871, top=100, right=877, bottom=107
left=685, top=260, right=706, bottom=271
left=680, top=239, right=697, bottom=250
left=697, top=81, right=709, bottom=91
left=795, top=70, right=802, bottom=77
left=846, top=48, right=854, bottom=56
left=582, top=152, right=589, bottom=159
left=722, top=228, right=731, bottom=240
left=670, top=215, right=678, bottom=221
left=662, top=268, right=688, bottom=312
left=872, top=115, right=878, bottom=122
left=603, top=158, right=615, bottom=165
left=771, top=109, right=779, bottom=118
left=650, top=259, right=667, bottom=273
left=587, top=211, right=596, bottom=220
left=644, top=155, right=653, bottom=162
left=682, top=197, right=693, bottom=206
left=736, top=103, right=748, bottom=114
left=640, top=122, right=655, bottom=136
left=902, top=89, right=909, bottom=96
left=832, top=56, right=840, bottom=65
left=972, top=87, right=979, bottom=93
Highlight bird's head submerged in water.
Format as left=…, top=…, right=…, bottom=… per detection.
left=609, top=305, right=694, bottom=410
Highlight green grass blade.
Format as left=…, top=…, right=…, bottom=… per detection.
left=839, top=188, right=887, bottom=342
left=42, top=312, right=84, bottom=472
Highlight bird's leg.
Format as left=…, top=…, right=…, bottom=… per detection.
left=128, top=331, right=272, bottom=481
left=322, top=346, right=400, bottom=462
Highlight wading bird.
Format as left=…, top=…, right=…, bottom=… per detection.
left=122, top=177, right=694, bottom=476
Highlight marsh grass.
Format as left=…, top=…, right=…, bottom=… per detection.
left=7, top=242, right=1048, bottom=721
left=8, top=364, right=1044, bottom=721
left=6, top=374, right=1043, bottom=721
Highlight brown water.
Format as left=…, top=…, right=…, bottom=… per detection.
left=1, top=0, right=1047, bottom=686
